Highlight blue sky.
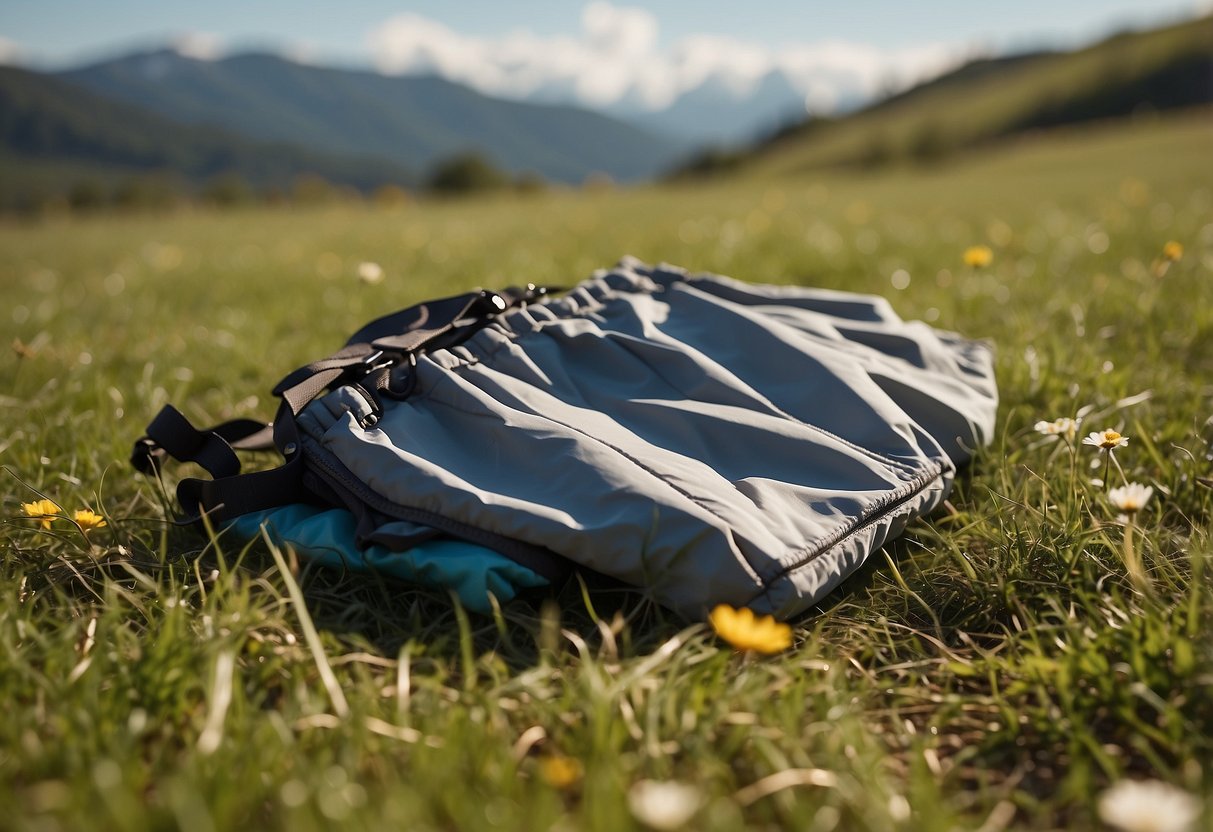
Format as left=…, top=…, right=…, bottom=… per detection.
left=0, top=1, right=1204, bottom=113
left=2, top=0, right=1202, bottom=65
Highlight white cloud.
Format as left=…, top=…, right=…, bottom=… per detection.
left=582, top=1, right=658, bottom=56
left=173, top=32, right=223, bottom=61
left=0, top=35, right=26, bottom=66
left=285, top=42, right=322, bottom=65
left=778, top=40, right=961, bottom=110
left=367, top=2, right=965, bottom=113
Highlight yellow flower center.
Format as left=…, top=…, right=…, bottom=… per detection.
left=537, top=756, right=583, bottom=789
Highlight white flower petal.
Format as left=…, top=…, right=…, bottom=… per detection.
left=1097, top=779, right=1200, bottom=832
left=1037, top=417, right=1080, bottom=437
left=1084, top=428, right=1129, bottom=450
left=357, top=261, right=385, bottom=284
left=628, top=780, right=703, bottom=830
left=1108, top=482, right=1154, bottom=513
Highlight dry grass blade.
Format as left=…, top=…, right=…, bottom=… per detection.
left=265, top=532, right=350, bottom=719
left=733, top=768, right=838, bottom=806
left=197, top=650, right=236, bottom=755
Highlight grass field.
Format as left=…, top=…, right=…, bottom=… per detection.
left=2, top=112, right=1212, bottom=831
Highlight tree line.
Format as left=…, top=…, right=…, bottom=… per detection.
left=0, top=151, right=602, bottom=218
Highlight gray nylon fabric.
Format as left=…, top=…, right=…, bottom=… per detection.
left=296, top=258, right=998, bottom=618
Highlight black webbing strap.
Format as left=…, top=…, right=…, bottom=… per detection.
left=271, top=286, right=555, bottom=417
left=268, top=290, right=503, bottom=414
left=173, top=399, right=312, bottom=520
left=344, top=284, right=557, bottom=350
left=272, top=343, right=383, bottom=415
left=345, top=290, right=497, bottom=347
left=131, top=405, right=275, bottom=479
left=133, top=284, right=556, bottom=523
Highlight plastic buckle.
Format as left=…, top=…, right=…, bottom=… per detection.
left=130, top=437, right=164, bottom=475
left=478, top=290, right=509, bottom=314
left=359, top=349, right=395, bottom=374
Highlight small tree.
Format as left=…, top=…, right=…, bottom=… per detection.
left=426, top=152, right=509, bottom=194
left=854, top=131, right=894, bottom=169
left=202, top=171, right=254, bottom=207
left=67, top=178, right=107, bottom=212
left=113, top=172, right=184, bottom=212
left=907, top=122, right=951, bottom=164
left=665, top=147, right=745, bottom=181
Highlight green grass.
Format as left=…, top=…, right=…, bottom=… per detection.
left=1, top=112, right=1211, bottom=831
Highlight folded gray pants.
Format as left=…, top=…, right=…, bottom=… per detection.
left=293, top=258, right=998, bottom=618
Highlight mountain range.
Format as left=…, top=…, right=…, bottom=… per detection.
left=609, top=70, right=828, bottom=146
left=58, top=50, right=687, bottom=184
left=0, top=63, right=411, bottom=201
left=0, top=47, right=696, bottom=210
left=1, top=14, right=1209, bottom=213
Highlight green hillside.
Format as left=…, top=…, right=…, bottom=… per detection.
left=1, top=112, right=1210, bottom=831
left=0, top=65, right=413, bottom=211
left=734, top=15, right=1213, bottom=177
left=60, top=51, right=686, bottom=183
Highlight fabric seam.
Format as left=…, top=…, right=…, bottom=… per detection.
left=747, top=460, right=946, bottom=595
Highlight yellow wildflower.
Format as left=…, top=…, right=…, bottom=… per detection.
left=709, top=605, right=793, bottom=654
left=22, top=499, right=61, bottom=530
left=963, top=245, right=993, bottom=268
left=74, top=509, right=107, bottom=531
left=537, top=755, right=583, bottom=789
left=1161, top=241, right=1183, bottom=262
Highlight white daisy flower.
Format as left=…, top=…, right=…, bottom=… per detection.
left=1083, top=428, right=1129, bottom=451
left=1097, top=779, right=1200, bottom=832
left=1108, top=482, right=1154, bottom=514
left=627, top=780, right=703, bottom=830
left=1035, top=417, right=1081, bottom=440
left=357, top=261, right=385, bottom=284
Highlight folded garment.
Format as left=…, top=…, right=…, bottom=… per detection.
left=137, top=257, right=998, bottom=619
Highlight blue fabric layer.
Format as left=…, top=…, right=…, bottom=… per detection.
left=228, top=503, right=548, bottom=614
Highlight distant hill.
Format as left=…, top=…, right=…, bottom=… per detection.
left=59, top=50, right=687, bottom=183
left=688, top=15, right=1213, bottom=178
left=0, top=65, right=416, bottom=210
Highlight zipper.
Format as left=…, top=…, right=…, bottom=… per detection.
left=752, top=461, right=947, bottom=591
